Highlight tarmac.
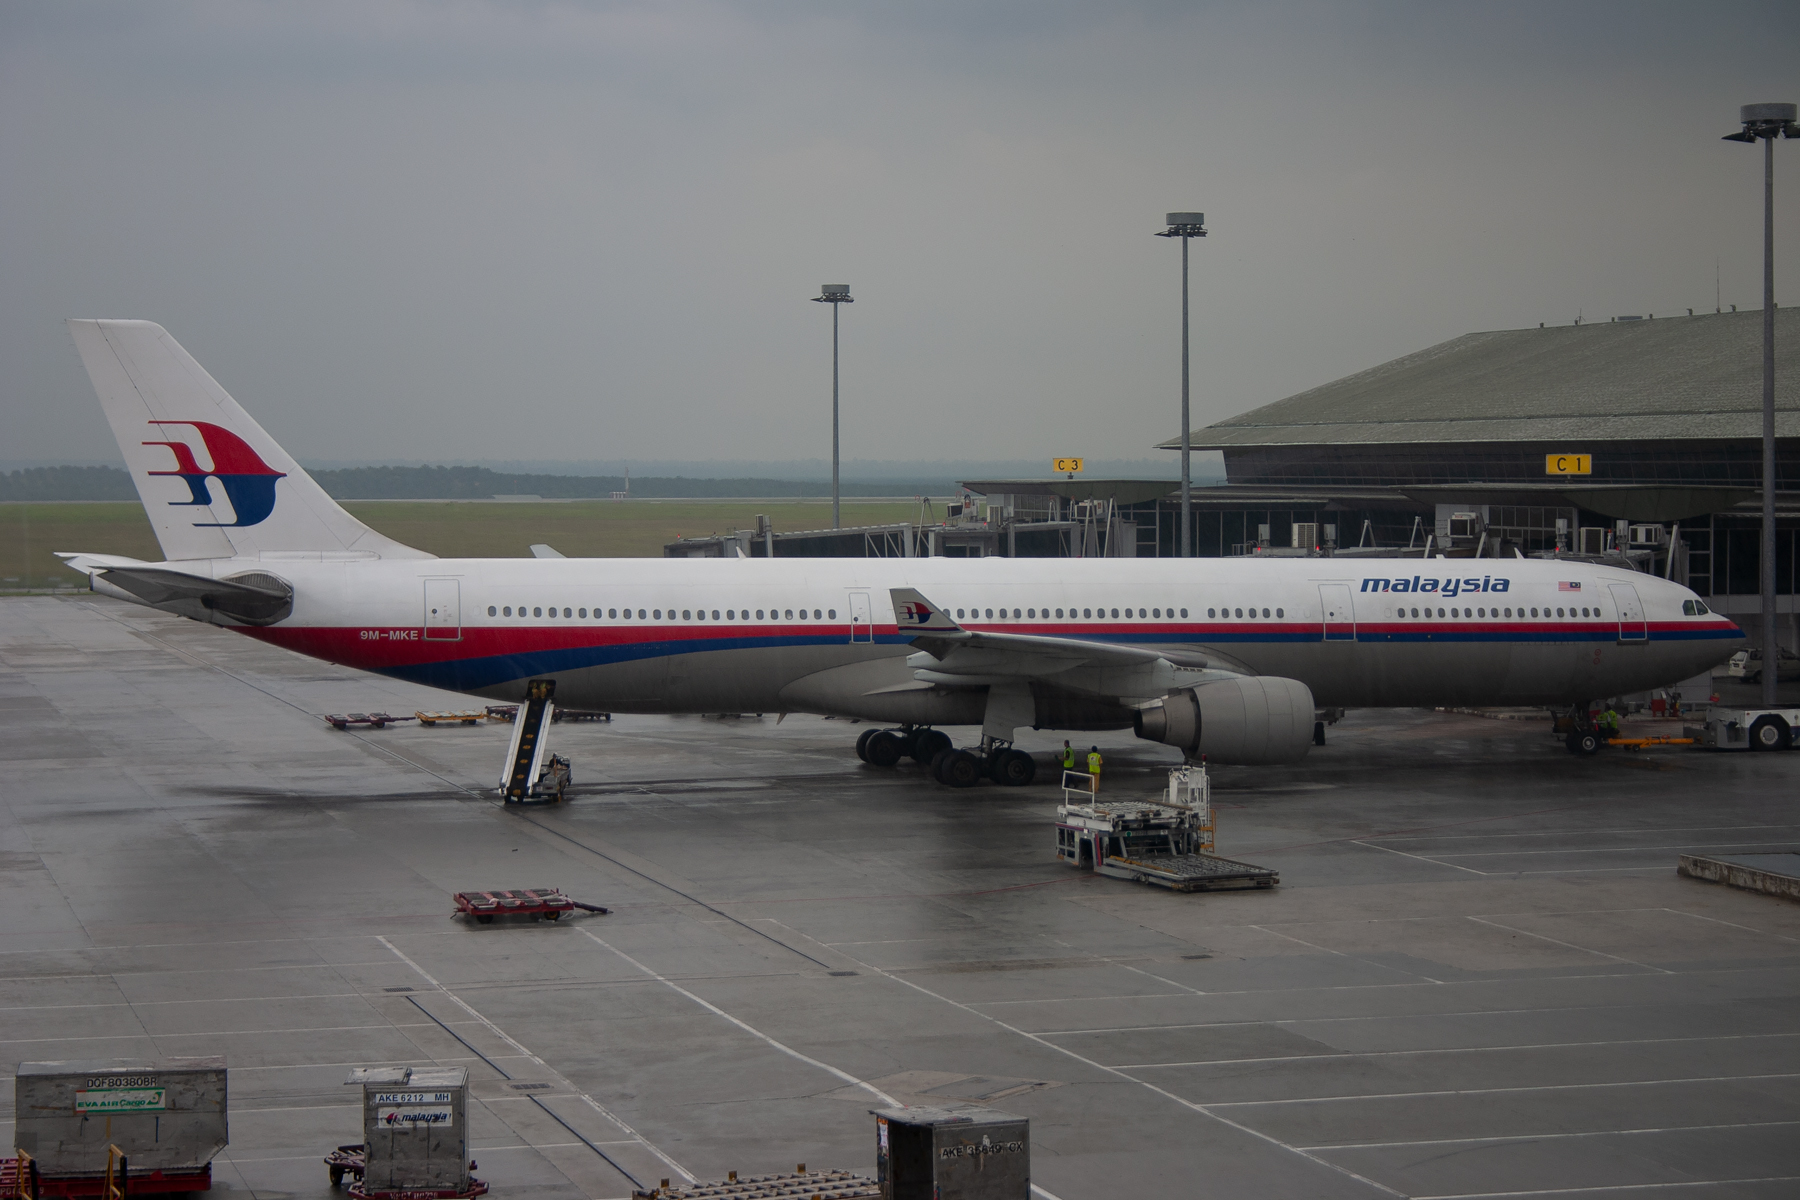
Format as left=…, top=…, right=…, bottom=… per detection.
left=2, top=594, right=1799, bottom=1200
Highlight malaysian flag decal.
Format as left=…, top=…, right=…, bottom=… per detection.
left=1558, top=581, right=1582, bottom=592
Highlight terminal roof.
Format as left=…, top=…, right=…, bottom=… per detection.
left=1162, top=308, right=1800, bottom=450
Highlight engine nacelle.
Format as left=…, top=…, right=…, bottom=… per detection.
left=1133, top=676, right=1315, bottom=765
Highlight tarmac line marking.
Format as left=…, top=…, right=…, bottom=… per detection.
left=0, top=1022, right=435, bottom=1044
left=1297, top=1117, right=1800, bottom=1151
left=1351, top=840, right=1490, bottom=875
left=576, top=928, right=900, bottom=1108
left=1205, top=1070, right=1800, bottom=1107
left=1409, top=1175, right=1800, bottom=1199
left=1466, top=917, right=1675, bottom=975
left=1251, top=923, right=1450, bottom=985
left=1373, top=822, right=1800, bottom=844
left=1423, top=840, right=1800, bottom=858
left=377, top=935, right=695, bottom=1187
left=0, top=991, right=373, bottom=1012
left=755, top=928, right=1406, bottom=1198
left=1661, top=907, right=1800, bottom=944
left=1110, top=1029, right=1800, bottom=1069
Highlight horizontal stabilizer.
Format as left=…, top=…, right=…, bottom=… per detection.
left=93, top=566, right=294, bottom=626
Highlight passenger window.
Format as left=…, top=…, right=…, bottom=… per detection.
left=1083, top=608, right=1092, bottom=618
left=712, top=610, right=721, bottom=620
left=1234, top=608, right=1242, bottom=618
left=534, top=607, right=543, bottom=617
left=1276, top=608, right=1283, bottom=618
left=785, top=609, right=793, bottom=619
left=578, top=608, right=586, bottom=618
left=609, top=608, right=618, bottom=619
left=985, top=608, right=993, bottom=618
left=756, top=609, right=764, bottom=619
left=503, top=606, right=511, bottom=616
left=654, top=609, right=662, bottom=619
left=1207, top=608, right=1214, bottom=618
left=1557, top=607, right=1564, bottom=617
left=1028, top=608, right=1036, bottom=618
left=488, top=606, right=498, bottom=616
left=1013, top=608, right=1020, bottom=618
left=1262, top=608, right=1270, bottom=618
left=957, top=608, right=965, bottom=618
left=828, top=609, right=836, bottom=619
left=1438, top=607, right=1446, bottom=617
left=727, top=610, right=735, bottom=619
left=683, top=610, right=692, bottom=620
left=564, top=607, right=572, bottom=618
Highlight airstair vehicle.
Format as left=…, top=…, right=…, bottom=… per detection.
left=1055, top=765, right=1278, bottom=892
left=499, top=679, right=571, bottom=803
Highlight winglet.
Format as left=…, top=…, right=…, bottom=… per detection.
left=889, top=587, right=963, bottom=634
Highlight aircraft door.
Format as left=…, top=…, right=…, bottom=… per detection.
left=848, top=591, right=873, bottom=643
left=424, top=578, right=462, bottom=641
left=1610, top=582, right=1646, bottom=643
left=1319, top=583, right=1355, bottom=641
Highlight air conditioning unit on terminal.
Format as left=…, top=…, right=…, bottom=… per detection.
left=1578, top=526, right=1608, bottom=555
left=1629, top=524, right=1667, bottom=546
left=1292, top=522, right=1319, bottom=549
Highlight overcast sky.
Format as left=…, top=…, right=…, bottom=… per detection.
left=3, top=1, right=1795, bottom=470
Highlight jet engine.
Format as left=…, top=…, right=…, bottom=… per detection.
left=1133, top=676, right=1315, bottom=765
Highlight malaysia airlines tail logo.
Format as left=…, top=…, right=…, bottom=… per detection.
left=899, top=601, right=935, bottom=625
left=143, top=421, right=287, bottom=527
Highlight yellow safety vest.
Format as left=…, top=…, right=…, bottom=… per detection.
left=1086, top=751, right=1102, bottom=775
left=1061, top=747, right=1077, bottom=768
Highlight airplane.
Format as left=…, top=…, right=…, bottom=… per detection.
left=57, top=320, right=1746, bottom=785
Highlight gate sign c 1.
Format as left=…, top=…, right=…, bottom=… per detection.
left=1545, top=453, right=1591, bottom=475
left=1053, top=457, right=1084, bottom=475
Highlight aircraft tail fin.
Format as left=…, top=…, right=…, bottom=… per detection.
left=65, top=319, right=431, bottom=562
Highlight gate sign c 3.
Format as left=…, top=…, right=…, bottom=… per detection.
left=1545, top=454, right=1591, bottom=475
left=1053, top=458, right=1084, bottom=474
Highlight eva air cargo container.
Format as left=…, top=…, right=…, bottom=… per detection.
left=13, top=1058, right=228, bottom=1193
left=349, top=1067, right=473, bottom=1198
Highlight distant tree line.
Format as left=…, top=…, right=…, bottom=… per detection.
left=1, top=463, right=950, bottom=501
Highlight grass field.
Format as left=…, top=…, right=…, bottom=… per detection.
left=0, top=499, right=931, bottom=591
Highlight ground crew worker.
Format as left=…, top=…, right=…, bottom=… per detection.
left=1061, top=741, right=1077, bottom=770
left=1086, top=746, right=1103, bottom=777
left=1598, top=706, right=1621, bottom=740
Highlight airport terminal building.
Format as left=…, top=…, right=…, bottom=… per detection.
left=1155, top=308, right=1797, bottom=631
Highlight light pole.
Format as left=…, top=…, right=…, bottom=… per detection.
left=1157, top=213, right=1207, bottom=557
left=1722, top=103, right=1797, bottom=707
left=812, top=284, right=853, bottom=529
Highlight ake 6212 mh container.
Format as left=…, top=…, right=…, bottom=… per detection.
left=349, top=1066, right=473, bottom=1198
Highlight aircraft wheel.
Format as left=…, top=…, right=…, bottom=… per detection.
left=910, top=728, right=952, bottom=763
left=940, top=750, right=984, bottom=788
left=1571, top=731, right=1601, bottom=755
left=993, top=749, right=1036, bottom=787
left=865, top=731, right=905, bottom=768
left=929, top=747, right=952, bottom=781
left=1749, top=716, right=1789, bottom=751
left=855, top=728, right=878, bottom=762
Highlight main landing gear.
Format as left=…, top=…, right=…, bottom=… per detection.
left=855, top=727, right=1037, bottom=788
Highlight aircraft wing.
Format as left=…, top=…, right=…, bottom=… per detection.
left=888, top=587, right=1241, bottom=699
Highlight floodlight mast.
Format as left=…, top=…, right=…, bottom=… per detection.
left=1158, top=213, right=1207, bottom=557
left=1722, top=103, right=1798, bottom=707
left=812, top=284, right=854, bottom=529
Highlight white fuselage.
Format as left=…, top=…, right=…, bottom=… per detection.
left=182, top=554, right=1739, bottom=724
